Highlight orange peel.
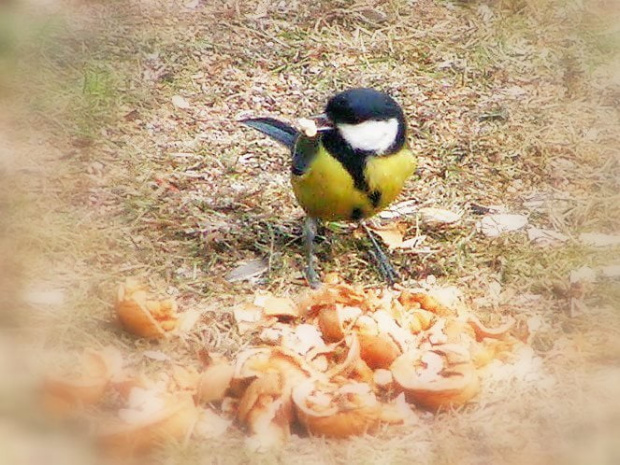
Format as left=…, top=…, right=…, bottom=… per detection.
left=238, top=372, right=292, bottom=451
left=398, top=291, right=456, bottom=317
left=115, top=278, right=178, bottom=339
left=467, top=314, right=516, bottom=341
left=254, top=294, right=300, bottom=319
left=390, top=346, right=480, bottom=410
left=43, top=347, right=123, bottom=413
left=300, top=283, right=367, bottom=318
left=230, top=347, right=314, bottom=397
left=317, top=305, right=362, bottom=341
left=358, top=332, right=401, bottom=369
left=324, top=334, right=363, bottom=378
left=407, top=309, right=436, bottom=333
left=196, top=363, right=235, bottom=404
left=292, top=378, right=381, bottom=437
left=98, top=391, right=199, bottom=454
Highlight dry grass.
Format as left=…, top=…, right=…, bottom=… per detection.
left=1, top=0, right=619, bottom=463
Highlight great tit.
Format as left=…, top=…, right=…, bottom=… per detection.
left=241, top=87, right=416, bottom=287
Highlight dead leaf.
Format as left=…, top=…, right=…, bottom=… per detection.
left=357, top=8, right=387, bottom=24
left=503, top=85, right=527, bottom=98
left=142, top=350, right=170, bottom=362
left=171, top=95, right=190, bottom=109
left=418, top=207, right=462, bottom=226
left=579, top=232, right=620, bottom=248
left=527, top=227, right=569, bottom=247
left=567, top=266, right=596, bottom=316
left=599, top=264, right=620, bottom=279
left=225, top=258, right=268, bottom=282
left=22, top=286, right=65, bottom=307
left=368, top=223, right=405, bottom=249
left=569, top=266, right=596, bottom=284
left=378, top=199, right=419, bottom=219
left=183, top=0, right=201, bottom=10
left=394, top=235, right=428, bottom=251
left=477, top=214, right=528, bottom=237
left=366, top=223, right=427, bottom=251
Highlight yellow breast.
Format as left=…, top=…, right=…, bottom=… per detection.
left=291, top=145, right=416, bottom=221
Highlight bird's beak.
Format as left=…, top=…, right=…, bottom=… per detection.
left=309, top=113, right=333, bottom=131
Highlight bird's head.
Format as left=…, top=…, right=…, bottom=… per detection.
left=318, top=88, right=407, bottom=156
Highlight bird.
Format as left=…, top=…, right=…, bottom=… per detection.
left=241, top=87, right=416, bottom=287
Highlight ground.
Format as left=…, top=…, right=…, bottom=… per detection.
left=0, top=0, right=619, bottom=464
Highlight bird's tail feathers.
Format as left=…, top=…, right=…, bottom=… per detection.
left=240, top=117, right=299, bottom=149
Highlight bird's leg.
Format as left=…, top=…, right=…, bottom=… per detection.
left=303, top=216, right=320, bottom=288
left=361, top=222, right=400, bottom=286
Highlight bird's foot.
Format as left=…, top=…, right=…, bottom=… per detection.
left=369, top=248, right=400, bottom=286
left=362, top=222, right=401, bottom=286
left=305, top=265, right=321, bottom=289
left=303, top=216, right=321, bottom=288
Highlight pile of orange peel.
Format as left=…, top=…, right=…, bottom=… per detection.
left=41, top=275, right=519, bottom=455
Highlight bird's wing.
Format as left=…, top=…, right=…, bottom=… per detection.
left=291, top=135, right=320, bottom=176
left=240, top=117, right=319, bottom=176
left=240, top=117, right=298, bottom=149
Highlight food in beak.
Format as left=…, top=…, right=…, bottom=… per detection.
left=298, top=113, right=333, bottom=137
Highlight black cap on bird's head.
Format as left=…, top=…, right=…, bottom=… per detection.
left=325, top=88, right=405, bottom=125
left=319, top=88, right=407, bottom=156
left=241, top=88, right=407, bottom=156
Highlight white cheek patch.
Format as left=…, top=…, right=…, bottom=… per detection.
left=337, top=118, right=399, bottom=154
